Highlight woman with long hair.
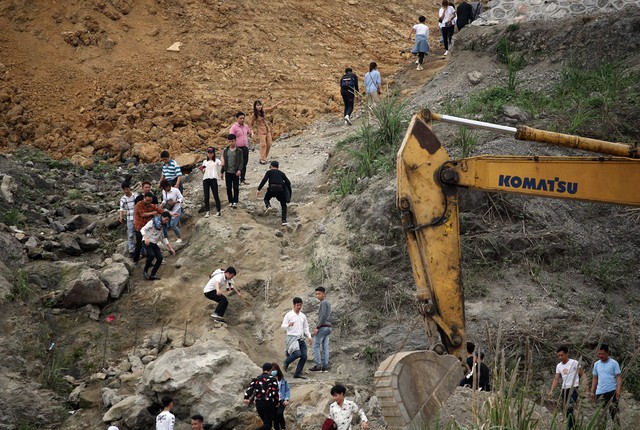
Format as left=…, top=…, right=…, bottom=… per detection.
left=439, top=0, right=456, bottom=55
left=250, top=99, right=284, bottom=165
left=198, top=146, right=222, bottom=217
left=271, top=362, right=290, bottom=430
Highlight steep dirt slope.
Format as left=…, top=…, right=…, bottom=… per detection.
left=0, top=0, right=443, bottom=164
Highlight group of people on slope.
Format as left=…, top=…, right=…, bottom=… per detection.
left=339, top=62, right=381, bottom=126
left=241, top=290, right=369, bottom=430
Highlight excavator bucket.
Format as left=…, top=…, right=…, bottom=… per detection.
left=374, top=350, right=462, bottom=430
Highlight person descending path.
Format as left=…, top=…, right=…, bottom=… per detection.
left=257, top=160, right=292, bottom=226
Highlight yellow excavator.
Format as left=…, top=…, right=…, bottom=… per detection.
left=374, top=109, right=639, bottom=429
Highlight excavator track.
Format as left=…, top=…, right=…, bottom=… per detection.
left=374, top=350, right=462, bottom=430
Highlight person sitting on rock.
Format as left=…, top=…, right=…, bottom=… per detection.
left=160, top=179, right=183, bottom=243
left=159, top=150, right=183, bottom=193
left=140, top=211, right=176, bottom=281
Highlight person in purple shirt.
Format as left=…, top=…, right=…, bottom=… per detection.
left=229, top=111, right=254, bottom=185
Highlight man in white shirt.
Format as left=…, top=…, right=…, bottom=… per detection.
left=203, top=267, right=240, bottom=320
left=548, top=345, right=583, bottom=429
left=140, top=211, right=176, bottom=280
left=281, top=297, right=312, bottom=379
left=156, top=395, right=175, bottom=430
left=328, top=384, right=369, bottom=430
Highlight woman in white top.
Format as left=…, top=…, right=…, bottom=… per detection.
left=438, top=0, right=456, bottom=55
left=409, top=16, right=430, bottom=70
left=199, top=146, right=222, bottom=217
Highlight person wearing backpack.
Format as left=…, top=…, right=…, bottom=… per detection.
left=339, top=67, right=359, bottom=126
left=244, top=362, right=281, bottom=430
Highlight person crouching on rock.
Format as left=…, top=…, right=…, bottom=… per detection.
left=203, top=267, right=240, bottom=320
left=140, top=211, right=176, bottom=281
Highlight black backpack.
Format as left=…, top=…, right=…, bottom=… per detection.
left=340, top=74, right=356, bottom=89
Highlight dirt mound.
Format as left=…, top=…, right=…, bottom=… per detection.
left=0, top=0, right=442, bottom=164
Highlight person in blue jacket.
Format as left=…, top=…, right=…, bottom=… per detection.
left=272, top=362, right=290, bottom=430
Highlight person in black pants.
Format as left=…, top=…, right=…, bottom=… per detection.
left=339, top=67, right=359, bottom=125
left=199, top=146, right=222, bottom=217
left=222, top=134, right=244, bottom=208
left=256, top=161, right=292, bottom=226
left=140, top=211, right=175, bottom=280
left=244, top=363, right=280, bottom=430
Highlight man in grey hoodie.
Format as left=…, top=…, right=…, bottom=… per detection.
left=310, top=286, right=332, bottom=372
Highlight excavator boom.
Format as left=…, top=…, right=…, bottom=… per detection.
left=374, top=109, right=640, bottom=430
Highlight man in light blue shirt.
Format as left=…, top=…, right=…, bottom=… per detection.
left=590, top=344, right=622, bottom=427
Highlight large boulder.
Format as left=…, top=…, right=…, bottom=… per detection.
left=0, top=230, right=27, bottom=268
left=138, top=339, right=260, bottom=427
left=0, top=367, right=64, bottom=429
left=100, top=263, right=130, bottom=298
left=62, top=268, right=110, bottom=308
left=102, top=394, right=154, bottom=429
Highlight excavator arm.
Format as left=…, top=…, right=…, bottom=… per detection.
left=375, top=110, right=639, bottom=430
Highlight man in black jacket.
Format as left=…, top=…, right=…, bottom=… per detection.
left=339, top=67, right=359, bottom=125
left=457, top=0, right=474, bottom=31
left=256, top=161, right=292, bottom=226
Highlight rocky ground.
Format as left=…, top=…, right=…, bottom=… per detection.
left=1, top=3, right=640, bottom=430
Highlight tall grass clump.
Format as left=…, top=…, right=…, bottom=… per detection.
left=332, top=88, right=409, bottom=196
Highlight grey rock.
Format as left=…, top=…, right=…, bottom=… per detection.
left=80, top=304, right=101, bottom=320
left=102, top=388, right=121, bottom=408
left=61, top=268, right=110, bottom=308
left=467, top=71, right=484, bottom=85
left=59, top=235, right=83, bottom=256
left=51, top=221, right=66, bottom=233
left=128, top=355, right=144, bottom=372
left=100, top=263, right=129, bottom=299
left=503, top=105, right=528, bottom=123
left=62, top=214, right=83, bottom=231
left=1, top=175, right=14, bottom=203
left=102, top=394, right=154, bottom=428
left=68, top=383, right=87, bottom=406
left=24, top=236, right=38, bottom=249
left=0, top=231, right=28, bottom=268
left=139, top=340, right=260, bottom=426
left=78, top=236, right=100, bottom=252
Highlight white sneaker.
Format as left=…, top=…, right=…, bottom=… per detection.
left=214, top=212, right=221, bottom=217
left=176, top=238, right=183, bottom=243
left=211, top=313, right=222, bottom=319
left=264, top=206, right=273, bottom=214
left=204, top=211, right=210, bottom=218
left=281, top=221, right=289, bottom=226
left=344, top=115, right=352, bottom=126
left=444, top=50, right=449, bottom=56
left=415, top=58, right=420, bottom=64
left=416, top=65, right=423, bottom=70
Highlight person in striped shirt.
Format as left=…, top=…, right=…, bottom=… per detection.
left=159, top=150, right=183, bottom=193
left=118, top=181, right=137, bottom=258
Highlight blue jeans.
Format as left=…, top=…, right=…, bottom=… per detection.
left=284, top=339, right=307, bottom=377
left=169, top=208, right=181, bottom=238
left=313, top=327, right=331, bottom=368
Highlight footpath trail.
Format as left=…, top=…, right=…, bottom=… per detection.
left=121, top=51, right=446, bottom=363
